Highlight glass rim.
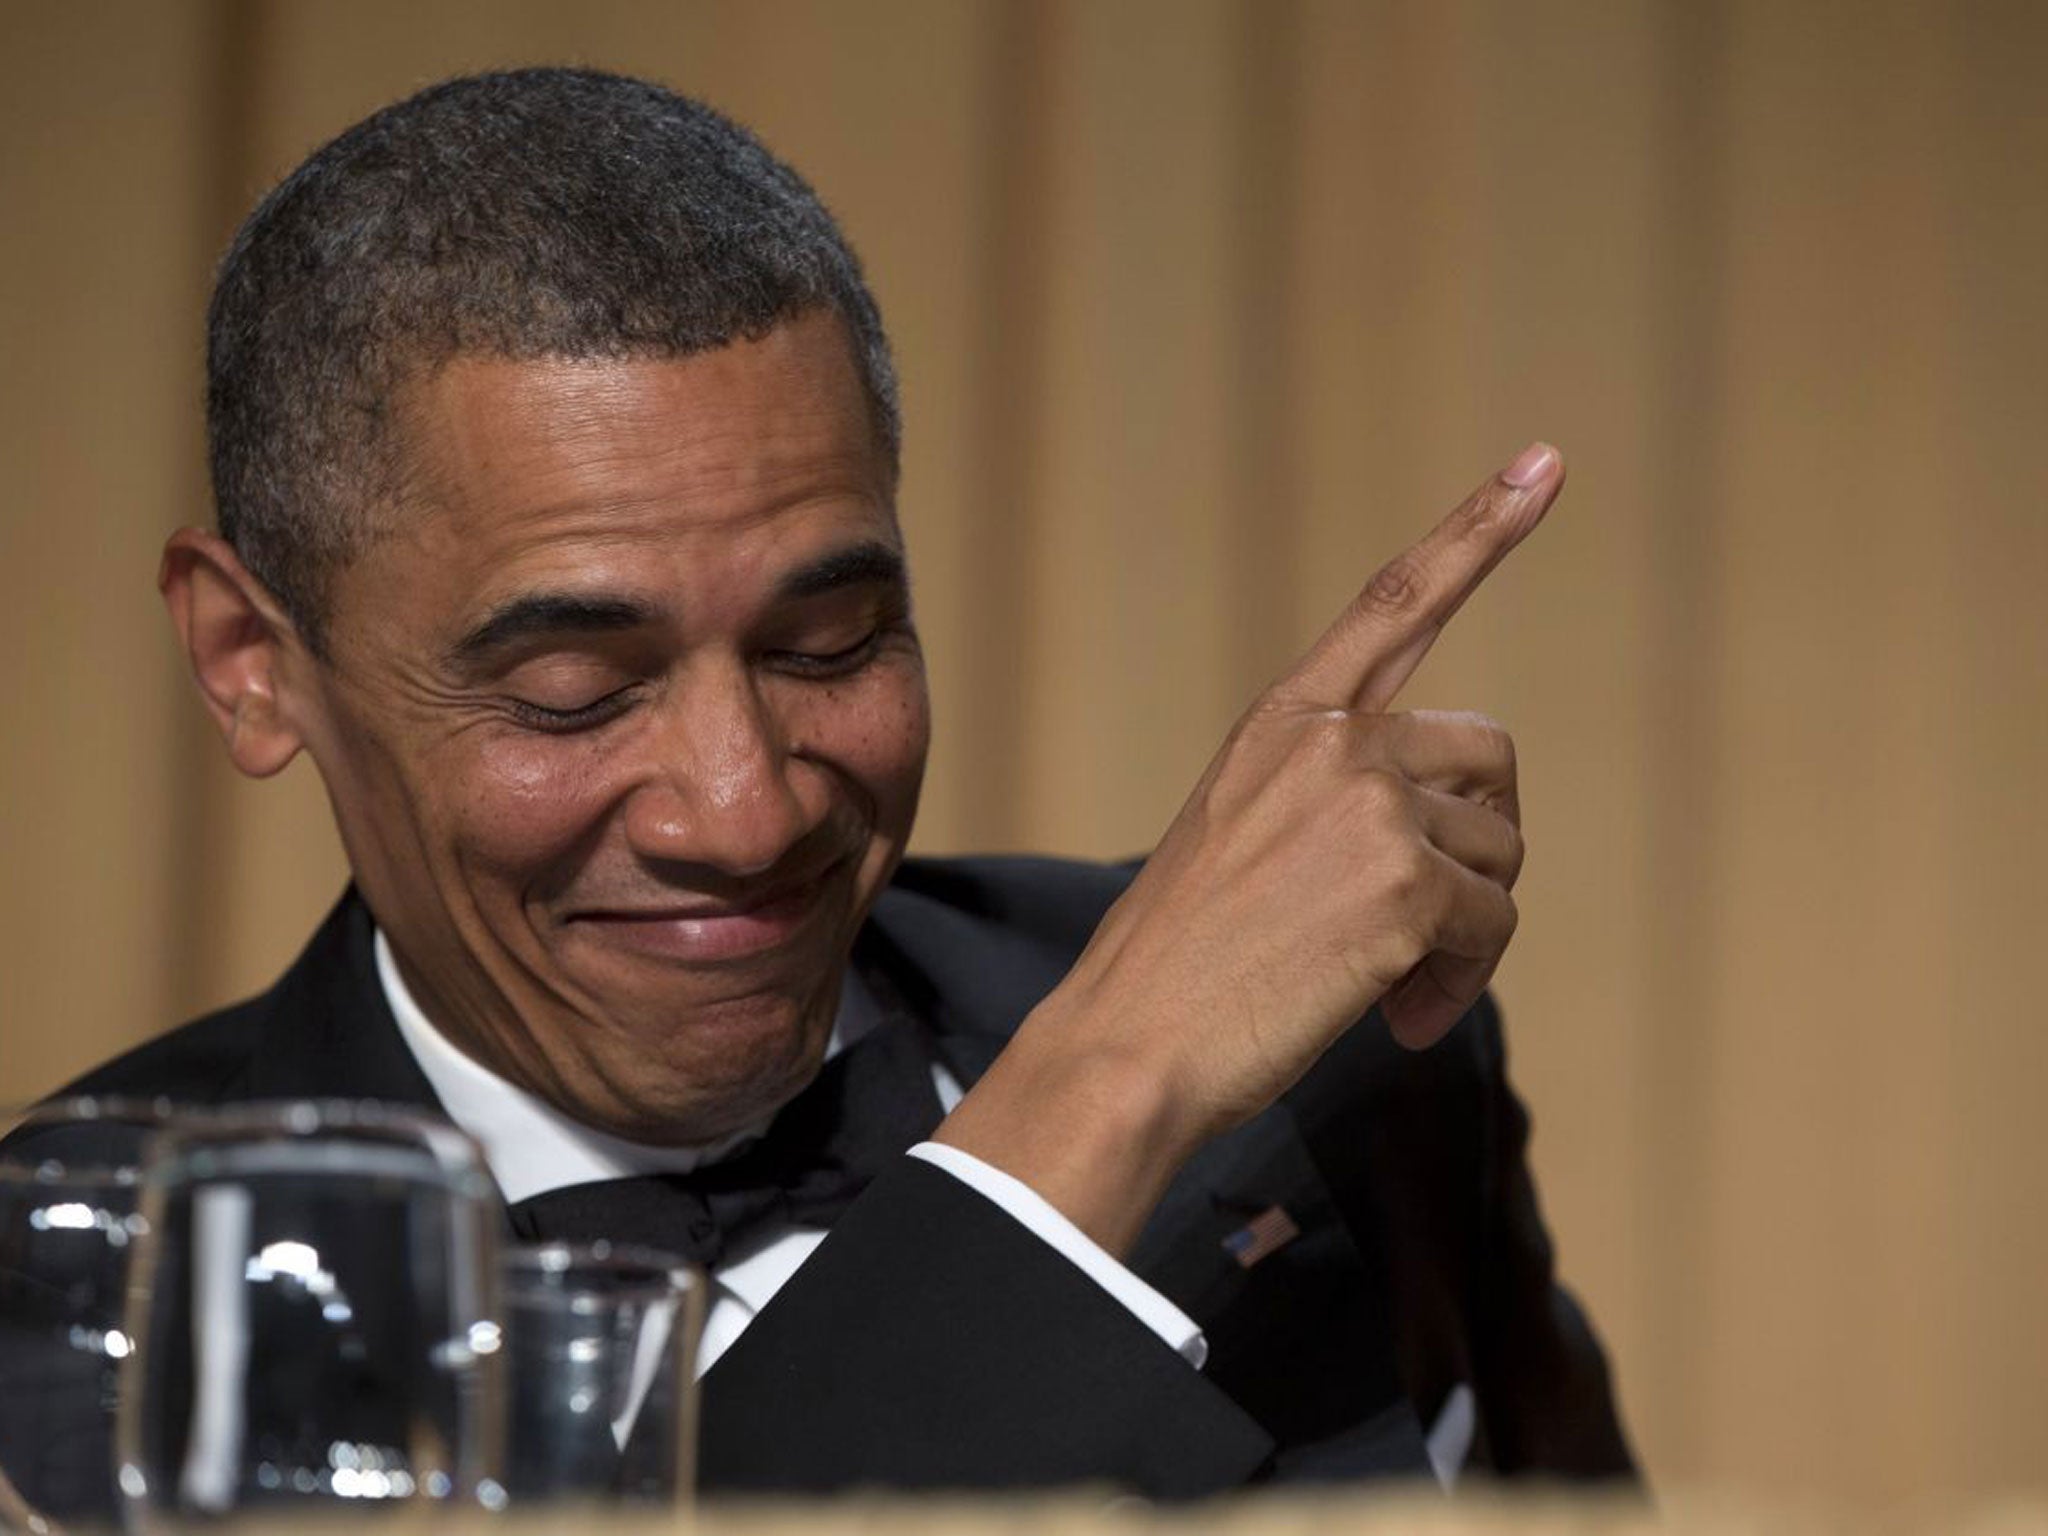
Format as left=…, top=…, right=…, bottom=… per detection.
left=137, top=1099, right=494, bottom=1194
left=504, top=1240, right=701, bottom=1298
left=143, top=1096, right=481, bottom=1142
left=0, top=1159, right=142, bottom=1188
left=1, top=1092, right=188, bottom=1127
left=0, top=1094, right=189, bottom=1183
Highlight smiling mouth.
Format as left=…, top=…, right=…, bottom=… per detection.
left=564, top=869, right=843, bottom=964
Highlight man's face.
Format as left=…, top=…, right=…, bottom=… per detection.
left=284, top=310, right=928, bottom=1143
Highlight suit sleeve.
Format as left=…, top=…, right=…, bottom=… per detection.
left=1466, top=1001, right=1638, bottom=1479
left=698, top=1158, right=1274, bottom=1498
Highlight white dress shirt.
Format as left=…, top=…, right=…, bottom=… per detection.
left=371, top=931, right=1204, bottom=1376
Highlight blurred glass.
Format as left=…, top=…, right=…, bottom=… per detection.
left=116, top=1102, right=505, bottom=1533
left=0, top=1097, right=176, bottom=1535
left=501, top=1243, right=704, bottom=1512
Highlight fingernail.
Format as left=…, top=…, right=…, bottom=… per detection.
left=1501, top=441, right=1558, bottom=488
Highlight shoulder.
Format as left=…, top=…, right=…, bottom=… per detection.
left=34, top=891, right=371, bottom=1110
left=5, top=993, right=277, bottom=1167
left=46, top=993, right=272, bottom=1106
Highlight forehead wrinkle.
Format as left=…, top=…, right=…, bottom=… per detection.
left=403, top=336, right=888, bottom=520
left=399, top=408, right=890, bottom=567
left=347, top=323, right=900, bottom=665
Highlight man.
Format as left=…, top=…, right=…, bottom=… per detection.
left=18, top=67, right=1631, bottom=1497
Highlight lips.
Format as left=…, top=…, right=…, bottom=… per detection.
left=563, top=872, right=838, bottom=964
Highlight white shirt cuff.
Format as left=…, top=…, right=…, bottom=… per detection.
left=906, top=1141, right=1209, bottom=1371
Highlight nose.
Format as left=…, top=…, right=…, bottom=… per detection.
left=620, top=661, right=826, bottom=880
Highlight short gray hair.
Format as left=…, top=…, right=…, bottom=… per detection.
left=206, top=66, right=899, bottom=654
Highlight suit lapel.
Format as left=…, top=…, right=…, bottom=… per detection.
left=856, top=886, right=1061, bottom=1086
left=239, top=891, right=448, bottom=1112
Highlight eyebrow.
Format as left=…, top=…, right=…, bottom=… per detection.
left=449, top=594, right=653, bottom=664
left=774, top=540, right=908, bottom=603
left=446, top=541, right=908, bottom=665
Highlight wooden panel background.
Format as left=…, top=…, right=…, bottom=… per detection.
left=3, top=0, right=2044, bottom=1503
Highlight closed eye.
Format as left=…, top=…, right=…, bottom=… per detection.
left=504, top=686, right=639, bottom=733
left=765, top=629, right=885, bottom=678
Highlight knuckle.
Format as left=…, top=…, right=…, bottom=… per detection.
left=1445, top=485, right=1504, bottom=539
left=1489, top=754, right=1519, bottom=814
left=1366, top=922, right=1428, bottom=984
left=1298, top=707, right=1356, bottom=762
left=1380, top=835, right=1435, bottom=905
left=1502, top=823, right=1527, bottom=884
left=1352, top=766, right=1411, bottom=824
left=1451, top=709, right=1516, bottom=773
left=1497, top=730, right=1518, bottom=781
left=1458, top=707, right=1508, bottom=742
left=1358, top=554, right=1428, bottom=619
left=1210, top=701, right=1294, bottom=774
left=1243, top=691, right=1296, bottom=727
left=1388, top=929, right=1430, bottom=980
left=1413, top=708, right=1517, bottom=786
left=1214, top=708, right=1262, bottom=762
left=1489, top=786, right=1522, bottom=828
left=1470, top=720, right=1519, bottom=800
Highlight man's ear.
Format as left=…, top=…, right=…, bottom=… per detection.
left=159, top=528, right=314, bottom=779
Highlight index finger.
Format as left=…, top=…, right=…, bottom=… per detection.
left=1276, top=441, right=1564, bottom=713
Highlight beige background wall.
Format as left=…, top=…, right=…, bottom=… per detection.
left=4, top=0, right=2044, bottom=1507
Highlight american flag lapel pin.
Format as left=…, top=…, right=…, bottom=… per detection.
left=1221, top=1204, right=1300, bottom=1269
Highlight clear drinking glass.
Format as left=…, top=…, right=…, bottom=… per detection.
left=0, top=1096, right=176, bottom=1535
left=115, top=1102, right=505, bottom=1533
left=501, top=1243, right=704, bottom=1511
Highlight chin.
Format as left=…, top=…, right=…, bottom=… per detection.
left=577, top=992, right=833, bottom=1145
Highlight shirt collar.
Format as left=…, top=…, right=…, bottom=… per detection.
left=372, top=927, right=881, bottom=1206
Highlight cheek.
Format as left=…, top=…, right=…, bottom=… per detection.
left=446, top=733, right=626, bottom=887
left=785, top=667, right=930, bottom=816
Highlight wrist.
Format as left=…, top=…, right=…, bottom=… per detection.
left=932, top=994, right=1197, bottom=1258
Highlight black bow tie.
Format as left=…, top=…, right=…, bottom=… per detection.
left=504, top=1015, right=945, bottom=1266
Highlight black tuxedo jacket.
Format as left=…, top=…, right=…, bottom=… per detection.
left=20, top=854, right=1633, bottom=1499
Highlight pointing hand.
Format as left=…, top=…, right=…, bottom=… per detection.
left=938, top=443, right=1563, bottom=1251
